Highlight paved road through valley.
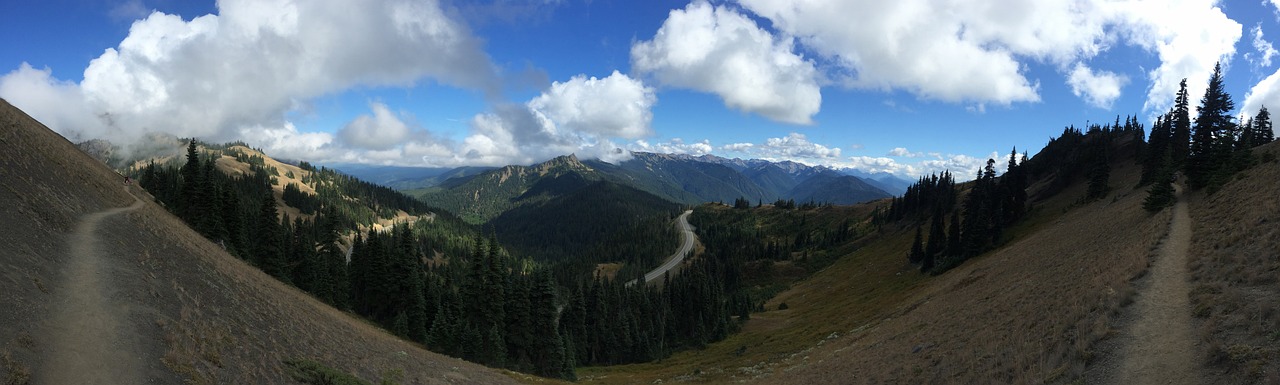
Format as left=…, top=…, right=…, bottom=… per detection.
left=629, top=210, right=695, bottom=287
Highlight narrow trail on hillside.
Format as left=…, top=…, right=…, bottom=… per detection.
left=37, top=190, right=145, bottom=385
left=1114, top=183, right=1198, bottom=385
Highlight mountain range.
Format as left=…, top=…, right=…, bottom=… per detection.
left=340, top=152, right=902, bottom=224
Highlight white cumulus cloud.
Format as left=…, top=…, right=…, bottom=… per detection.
left=630, top=138, right=715, bottom=156
left=1066, top=63, right=1128, bottom=109
left=735, top=0, right=1241, bottom=114
left=338, top=103, right=415, bottom=151
left=718, top=132, right=839, bottom=161
left=841, top=151, right=1002, bottom=180
left=454, top=72, right=657, bottom=166
left=631, top=1, right=821, bottom=124
left=887, top=147, right=925, bottom=158
left=528, top=71, right=656, bottom=139
left=1, top=0, right=497, bottom=149
left=1247, top=24, right=1278, bottom=69
left=1116, top=0, right=1241, bottom=115
left=1242, top=68, right=1280, bottom=119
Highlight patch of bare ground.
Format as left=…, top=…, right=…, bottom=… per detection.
left=1089, top=182, right=1200, bottom=385
left=38, top=194, right=151, bottom=385
left=0, top=99, right=516, bottom=384
left=1185, top=142, right=1280, bottom=384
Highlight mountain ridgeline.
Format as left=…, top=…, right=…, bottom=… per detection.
left=405, top=152, right=894, bottom=225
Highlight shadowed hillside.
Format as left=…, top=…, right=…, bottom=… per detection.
left=0, top=99, right=517, bottom=384
left=1185, top=140, right=1280, bottom=384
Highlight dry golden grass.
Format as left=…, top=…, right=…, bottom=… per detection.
left=1185, top=141, right=1280, bottom=384
left=579, top=160, right=1165, bottom=384
left=0, top=99, right=515, bottom=384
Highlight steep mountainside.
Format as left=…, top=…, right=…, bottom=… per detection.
left=742, top=163, right=797, bottom=198
left=489, top=180, right=681, bottom=261
left=606, top=152, right=772, bottom=203
left=414, top=154, right=598, bottom=223
left=0, top=99, right=515, bottom=384
left=785, top=170, right=892, bottom=205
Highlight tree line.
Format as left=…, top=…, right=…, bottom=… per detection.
left=1141, top=62, right=1275, bottom=211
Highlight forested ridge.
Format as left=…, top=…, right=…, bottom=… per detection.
left=128, top=141, right=777, bottom=379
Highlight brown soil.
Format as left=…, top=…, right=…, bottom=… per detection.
left=0, top=98, right=517, bottom=384
left=38, top=192, right=146, bottom=385
left=1106, top=183, right=1199, bottom=384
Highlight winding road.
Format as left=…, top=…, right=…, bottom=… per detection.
left=627, top=210, right=696, bottom=287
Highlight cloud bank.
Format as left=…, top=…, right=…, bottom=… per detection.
left=0, top=0, right=658, bottom=167
left=729, top=0, right=1239, bottom=113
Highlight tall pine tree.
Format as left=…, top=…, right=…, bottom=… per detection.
left=1170, top=79, right=1192, bottom=166
left=255, top=189, right=288, bottom=283
left=1187, top=62, right=1235, bottom=190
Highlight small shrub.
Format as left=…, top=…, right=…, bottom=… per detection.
left=283, top=359, right=375, bottom=385
left=2, top=351, right=30, bottom=385
left=777, top=302, right=789, bottom=311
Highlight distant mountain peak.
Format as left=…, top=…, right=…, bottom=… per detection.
left=535, top=153, right=591, bottom=174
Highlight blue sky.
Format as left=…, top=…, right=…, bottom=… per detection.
left=3, top=0, right=1279, bottom=178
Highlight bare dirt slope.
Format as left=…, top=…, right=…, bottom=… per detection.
left=39, top=193, right=147, bottom=385
left=1107, top=183, right=1199, bottom=385
left=0, top=98, right=517, bottom=384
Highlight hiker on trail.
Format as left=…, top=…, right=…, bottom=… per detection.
left=124, top=175, right=131, bottom=186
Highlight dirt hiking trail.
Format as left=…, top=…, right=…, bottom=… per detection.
left=37, top=190, right=145, bottom=385
left=1115, top=183, right=1198, bottom=385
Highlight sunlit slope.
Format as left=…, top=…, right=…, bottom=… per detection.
left=581, top=151, right=1165, bottom=384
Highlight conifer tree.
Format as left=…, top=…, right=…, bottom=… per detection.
left=219, top=187, right=244, bottom=256
left=179, top=139, right=202, bottom=221
left=529, top=269, right=570, bottom=379
left=924, top=210, right=945, bottom=260
left=318, top=207, right=348, bottom=309
left=1170, top=79, right=1192, bottom=165
left=1143, top=174, right=1176, bottom=212
left=1001, top=148, right=1027, bottom=224
left=1141, top=114, right=1172, bottom=186
left=255, top=189, right=288, bottom=283
left=1241, top=117, right=1257, bottom=151
left=1187, top=62, right=1235, bottom=189
left=396, top=226, right=429, bottom=343
left=1085, top=138, right=1112, bottom=200
left=196, top=159, right=224, bottom=239
left=946, top=212, right=961, bottom=257
left=1257, top=106, right=1275, bottom=144
left=909, top=226, right=924, bottom=264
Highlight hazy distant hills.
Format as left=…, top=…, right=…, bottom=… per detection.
left=338, top=152, right=901, bottom=224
